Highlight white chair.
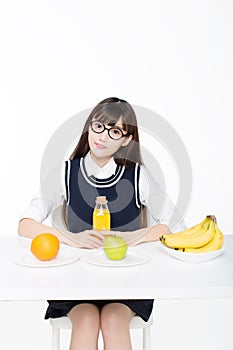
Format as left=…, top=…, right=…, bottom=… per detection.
left=50, top=314, right=153, bottom=350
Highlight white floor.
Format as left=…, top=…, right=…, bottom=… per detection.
left=1, top=299, right=233, bottom=350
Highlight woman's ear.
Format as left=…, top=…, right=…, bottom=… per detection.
left=122, top=134, right=133, bottom=147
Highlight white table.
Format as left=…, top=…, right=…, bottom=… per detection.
left=1, top=235, right=233, bottom=301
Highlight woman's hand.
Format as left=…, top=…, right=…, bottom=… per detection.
left=61, top=230, right=105, bottom=249
left=145, top=224, right=171, bottom=241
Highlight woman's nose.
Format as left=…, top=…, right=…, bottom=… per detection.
left=99, top=129, right=109, bottom=141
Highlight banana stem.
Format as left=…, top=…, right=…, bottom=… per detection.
left=207, top=215, right=217, bottom=224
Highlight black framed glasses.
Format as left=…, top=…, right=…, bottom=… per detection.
left=90, top=121, right=129, bottom=140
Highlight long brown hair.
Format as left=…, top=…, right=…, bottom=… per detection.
left=70, top=97, right=143, bottom=168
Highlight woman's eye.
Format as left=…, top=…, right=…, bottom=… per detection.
left=95, top=122, right=102, bottom=129
left=112, top=129, right=121, bottom=135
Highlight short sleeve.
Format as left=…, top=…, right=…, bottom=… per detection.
left=139, top=165, right=186, bottom=232
left=19, top=162, right=65, bottom=223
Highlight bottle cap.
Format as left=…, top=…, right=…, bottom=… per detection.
left=96, top=196, right=107, bottom=204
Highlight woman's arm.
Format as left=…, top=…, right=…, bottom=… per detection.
left=100, top=224, right=170, bottom=247
left=18, top=218, right=105, bottom=249
left=116, top=224, right=170, bottom=246
left=18, top=218, right=64, bottom=241
left=130, top=224, right=170, bottom=245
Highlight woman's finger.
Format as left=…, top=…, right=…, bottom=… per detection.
left=88, top=235, right=103, bottom=247
left=88, top=241, right=102, bottom=248
left=100, top=230, right=116, bottom=236
left=90, top=230, right=105, bottom=240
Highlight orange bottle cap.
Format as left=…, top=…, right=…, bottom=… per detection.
left=96, top=196, right=107, bottom=204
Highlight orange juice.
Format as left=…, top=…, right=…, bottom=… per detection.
left=93, top=196, right=110, bottom=231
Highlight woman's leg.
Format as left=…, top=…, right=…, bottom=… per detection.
left=68, top=303, right=100, bottom=350
left=100, top=303, right=135, bottom=350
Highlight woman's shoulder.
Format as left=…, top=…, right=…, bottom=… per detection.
left=138, top=164, right=152, bottom=178
left=138, top=164, right=161, bottom=190
left=124, top=163, right=150, bottom=176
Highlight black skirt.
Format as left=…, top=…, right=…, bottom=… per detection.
left=45, top=299, right=154, bottom=322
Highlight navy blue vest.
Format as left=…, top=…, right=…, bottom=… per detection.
left=65, top=158, right=142, bottom=233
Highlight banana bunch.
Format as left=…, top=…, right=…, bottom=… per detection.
left=160, top=215, right=224, bottom=253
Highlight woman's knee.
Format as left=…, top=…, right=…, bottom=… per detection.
left=101, top=303, right=134, bottom=335
left=68, top=303, right=100, bottom=331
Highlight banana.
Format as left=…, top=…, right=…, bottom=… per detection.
left=162, top=218, right=216, bottom=249
left=160, top=217, right=208, bottom=244
left=160, top=217, right=209, bottom=247
left=183, top=223, right=224, bottom=253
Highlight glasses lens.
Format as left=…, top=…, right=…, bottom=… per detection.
left=109, top=127, right=123, bottom=140
left=91, top=121, right=104, bottom=133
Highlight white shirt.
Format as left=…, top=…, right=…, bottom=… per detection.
left=20, top=152, right=186, bottom=232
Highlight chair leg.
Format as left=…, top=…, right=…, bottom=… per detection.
left=142, top=325, right=151, bottom=350
left=52, top=326, right=60, bottom=350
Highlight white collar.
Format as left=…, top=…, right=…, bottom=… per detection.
left=84, top=152, right=117, bottom=178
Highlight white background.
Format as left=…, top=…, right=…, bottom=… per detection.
left=0, top=0, right=233, bottom=349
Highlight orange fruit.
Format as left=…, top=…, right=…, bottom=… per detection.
left=31, top=233, right=60, bottom=261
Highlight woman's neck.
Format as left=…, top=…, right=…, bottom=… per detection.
left=90, top=152, right=111, bottom=168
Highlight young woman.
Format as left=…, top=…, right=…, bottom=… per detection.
left=18, top=97, right=185, bottom=350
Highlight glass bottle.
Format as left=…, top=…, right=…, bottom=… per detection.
left=93, top=196, right=111, bottom=231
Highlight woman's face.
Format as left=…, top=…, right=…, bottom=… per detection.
left=88, top=116, right=132, bottom=166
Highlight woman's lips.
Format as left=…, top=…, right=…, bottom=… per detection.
left=95, top=142, right=107, bottom=149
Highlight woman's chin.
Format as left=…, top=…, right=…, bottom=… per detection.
left=90, top=149, right=111, bottom=163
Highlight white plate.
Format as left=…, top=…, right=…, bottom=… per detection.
left=84, top=248, right=150, bottom=267
left=13, top=245, right=80, bottom=268
left=161, top=244, right=224, bottom=263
